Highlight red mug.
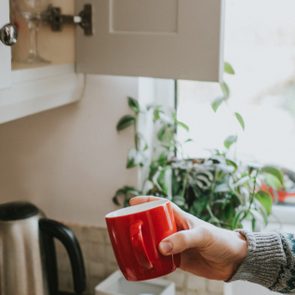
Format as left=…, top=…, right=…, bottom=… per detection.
left=105, top=199, right=180, bottom=281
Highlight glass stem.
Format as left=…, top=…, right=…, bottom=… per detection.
left=28, top=20, right=38, bottom=58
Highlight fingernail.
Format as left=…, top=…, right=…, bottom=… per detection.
left=159, top=241, right=173, bottom=254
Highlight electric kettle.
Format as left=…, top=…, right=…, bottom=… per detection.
left=0, top=201, right=86, bottom=295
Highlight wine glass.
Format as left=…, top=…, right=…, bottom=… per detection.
left=11, top=0, right=49, bottom=64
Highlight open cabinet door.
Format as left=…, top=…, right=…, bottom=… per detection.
left=0, top=0, right=12, bottom=89
left=76, top=0, right=225, bottom=82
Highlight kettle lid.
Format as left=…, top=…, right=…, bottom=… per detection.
left=0, top=201, right=39, bottom=221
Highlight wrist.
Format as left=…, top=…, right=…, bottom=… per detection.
left=235, top=231, right=248, bottom=264
left=229, top=231, right=286, bottom=289
left=226, top=231, right=248, bottom=281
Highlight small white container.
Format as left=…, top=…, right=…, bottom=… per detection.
left=95, top=270, right=175, bottom=295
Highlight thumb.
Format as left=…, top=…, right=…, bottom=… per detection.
left=159, top=228, right=207, bottom=255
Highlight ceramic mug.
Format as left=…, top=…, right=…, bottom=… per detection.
left=105, top=199, right=180, bottom=281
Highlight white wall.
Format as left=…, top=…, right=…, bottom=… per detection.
left=0, top=75, right=143, bottom=226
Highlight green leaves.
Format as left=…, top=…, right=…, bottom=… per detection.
left=153, top=106, right=163, bottom=122
left=262, top=166, right=284, bottom=185
left=127, top=151, right=137, bottom=168
left=114, top=93, right=276, bottom=232
left=128, top=96, right=140, bottom=114
left=234, top=112, right=245, bottom=130
left=212, top=62, right=235, bottom=112
left=211, top=97, right=224, bottom=112
left=113, top=186, right=140, bottom=206
left=116, top=115, right=135, bottom=131
left=222, top=62, right=235, bottom=102
left=255, top=190, right=272, bottom=215
left=127, top=148, right=146, bottom=169
left=224, top=135, right=238, bottom=149
left=225, top=159, right=238, bottom=172
left=212, top=62, right=247, bottom=134
left=231, top=209, right=246, bottom=229
left=157, top=125, right=174, bottom=143
left=220, top=82, right=230, bottom=99
left=117, top=97, right=139, bottom=131
left=152, top=167, right=170, bottom=195
left=224, top=62, right=235, bottom=75
left=177, top=120, right=189, bottom=131
left=136, top=132, right=148, bottom=151
left=211, top=63, right=231, bottom=112
left=262, top=166, right=284, bottom=189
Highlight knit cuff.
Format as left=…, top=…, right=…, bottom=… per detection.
left=230, top=230, right=286, bottom=288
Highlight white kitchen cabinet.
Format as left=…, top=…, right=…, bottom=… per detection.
left=0, top=0, right=12, bottom=89
left=0, top=64, right=84, bottom=124
left=76, top=0, right=225, bottom=82
left=0, top=0, right=225, bottom=124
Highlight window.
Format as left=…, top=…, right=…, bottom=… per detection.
left=177, top=0, right=295, bottom=172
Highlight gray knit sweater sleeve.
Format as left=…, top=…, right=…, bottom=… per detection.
left=230, top=230, right=295, bottom=293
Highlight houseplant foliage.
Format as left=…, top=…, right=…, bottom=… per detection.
left=114, top=65, right=284, bottom=230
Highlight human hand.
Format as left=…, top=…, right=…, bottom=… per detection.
left=130, top=196, right=248, bottom=281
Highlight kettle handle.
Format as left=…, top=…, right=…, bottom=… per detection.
left=39, top=218, right=86, bottom=295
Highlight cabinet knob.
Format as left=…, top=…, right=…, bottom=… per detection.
left=0, top=23, right=18, bottom=46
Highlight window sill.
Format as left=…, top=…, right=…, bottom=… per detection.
left=270, top=204, right=295, bottom=226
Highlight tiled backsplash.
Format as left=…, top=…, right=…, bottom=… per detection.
left=56, top=222, right=224, bottom=295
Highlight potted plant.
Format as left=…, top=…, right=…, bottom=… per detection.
left=114, top=96, right=284, bottom=230
left=114, top=64, right=284, bottom=230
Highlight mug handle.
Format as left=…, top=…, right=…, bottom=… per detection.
left=130, top=220, right=153, bottom=270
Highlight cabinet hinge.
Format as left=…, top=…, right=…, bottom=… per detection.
left=42, top=4, right=93, bottom=36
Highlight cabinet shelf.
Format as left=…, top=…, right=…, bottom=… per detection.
left=0, top=64, right=84, bottom=124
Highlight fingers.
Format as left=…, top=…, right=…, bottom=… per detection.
left=159, top=228, right=209, bottom=256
